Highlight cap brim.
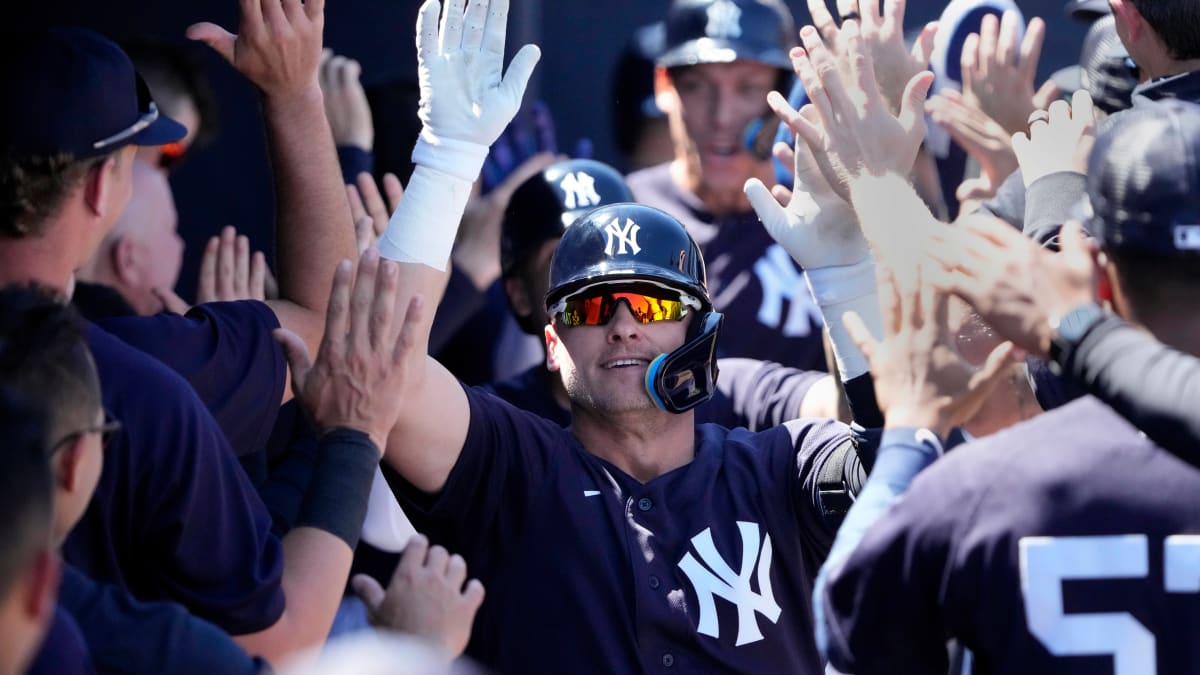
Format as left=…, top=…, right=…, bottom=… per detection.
left=129, top=112, right=187, bottom=148
left=1065, top=0, right=1109, bottom=19
left=658, top=38, right=790, bottom=70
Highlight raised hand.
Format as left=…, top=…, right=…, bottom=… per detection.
left=926, top=89, right=1019, bottom=202
left=415, top=0, right=540, bottom=154
left=347, top=172, right=405, bottom=253
left=772, top=22, right=933, bottom=199
left=961, top=12, right=1060, bottom=137
left=926, top=216, right=1098, bottom=357
left=320, top=49, right=374, bottom=151
left=273, top=249, right=424, bottom=451
left=1013, top=90, right=1096, bottom=187
left=351, top=535, right=485, bottom=657
left=197, top=225, right=271, bottom=303
left=187, top=0, right=325, bottom=101
left=843, top=260, right=1016, bottom=437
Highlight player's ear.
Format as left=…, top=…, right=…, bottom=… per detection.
left=654, top=65, right=678, bottom=115
left=544, top=322, right=562, bottom=372
left=110, top=235, right=141, bottom=286
left=505, top=277, right=533, bottom=321
left=53, top=437, right=87, bottom=493
left=1096, top=250, right=1115, bottom=306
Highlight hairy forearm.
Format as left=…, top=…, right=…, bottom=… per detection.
left=262, top=86, right=357, bottom=318
left=848, top=172, right=939, bottom=261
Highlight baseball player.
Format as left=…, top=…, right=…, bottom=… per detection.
left=376, top=0, right=878, bottom=671
left=819, top=100, right=1200, bottom=675
left=491, top=156, right=840, bottom=428
left=626, top=0, right=828, bottom=371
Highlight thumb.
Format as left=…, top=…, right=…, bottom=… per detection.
left=151, top=287, right=190, bottom=315
left=186, top=23, right=237, bottom=65
left=351, top=574, right=386, bottom=614
left=1031, top=79, right=1062, bottom=111
left=272, top=327, right=313, bottom=394
left=744, top=178, right=788, bottom=238
left=500, top=44, right=542, bottom=110
left=898, top=71, right=936, bottom=143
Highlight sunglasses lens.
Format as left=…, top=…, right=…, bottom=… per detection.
left=558, top=291, right=686, bottom=327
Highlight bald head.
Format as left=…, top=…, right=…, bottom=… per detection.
left=78, top=159, right=184, bottom=314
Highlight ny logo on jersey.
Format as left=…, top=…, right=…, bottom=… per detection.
left=604, top=218, right=642, bottom=256
left=706, top=0, right=743, bottom=39
left=753, top=244, right=822, bottom=337
left=559, top=171, right=601, bottom=210
left=678, top=521, right=780, bottom=646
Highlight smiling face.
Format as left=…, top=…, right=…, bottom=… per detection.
left=545, top=291, right=691, bottom=415
left=655, top=60, right=779, bottom=203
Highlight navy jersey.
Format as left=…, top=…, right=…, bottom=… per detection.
left=486, top=359, right=824, bottom=431
left=398, top=386, right=855, bottom=674
left=823, top=396, right=1200, bottom=675
left=627, top=164, right=827, bottom=372
left=64, top=324, right=285, bottom=635
left=26, top=605, right=95, bottom=675
left=95, top=300, right=285, bottom=459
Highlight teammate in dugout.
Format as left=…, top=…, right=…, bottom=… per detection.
left=818, top=99, right=1200, bottom=675
left=374, top=0, right=883, bottom=671
left=627, top=0, right=829, bottom=371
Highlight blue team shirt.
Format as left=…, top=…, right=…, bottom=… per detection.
left=823, top=396, right=1200, bottom=674
left=64, top=323, right=285, bottom=635
left=400, top=386, right=854, bottom=674
left=95, top=301, right=286, bottom=458
left=26, top=605, right=95, bottom=675
left=627, top=164, right=827, bottom=372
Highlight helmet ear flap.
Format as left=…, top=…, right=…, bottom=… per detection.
left=645, top=311, right=724, bottom=413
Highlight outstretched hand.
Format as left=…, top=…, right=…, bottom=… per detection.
left=347, top=172, right=405, bottom=254
left=961, top=12, right=1060, bottom=137
left=273, top=249, right=424, bottom=452
left=320, top=49, right=374, bottom=151
left=844, top=261, right=1016, bottom=437
left=415, top=0, right=541, bottom=150
left=1012, top=90, right=1096, bottom=187
left=926, top=217, right=1098, bottom=357
left=351, top=535, right=485, bottom=657
left=188, top=0, right=325, bottom=100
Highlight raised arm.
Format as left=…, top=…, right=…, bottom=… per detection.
left=189, top=0, right=357, bottom=385
left=377, top=0, right=539, bottom=493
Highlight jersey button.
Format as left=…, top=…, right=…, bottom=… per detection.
left=638, top=497, right=653, bottom=512
left=648, top=575, right=660, bottom=590
left=661, top=653, right=675, bottom=668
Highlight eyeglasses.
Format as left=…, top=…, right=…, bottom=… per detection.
left=550, top=283, right=700, bottom=327
left=92, top=76, right=160, bottom=153
left=158, top=139, right=189, bottom=170
left=48, top=412, right=123, bottom=456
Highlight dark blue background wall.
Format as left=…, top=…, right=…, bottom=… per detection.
left=6, top=0, right=1086, bottom=300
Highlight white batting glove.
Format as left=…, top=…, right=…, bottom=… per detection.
left=412, top=0, right=541, bottom=181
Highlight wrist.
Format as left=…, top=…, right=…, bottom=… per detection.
left=262, top=82, right=324, bottom=117
left=1047, top=301, right=1106, bottom=368
left=412, top=132, right=489, bottom=183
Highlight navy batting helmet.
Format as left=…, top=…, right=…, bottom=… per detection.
left=658, top=0, right=795, bottom=70
left=1088, top=100, right=1200, bottom=256
left=545, top=203, right=723, bottom=414
left=501, top=159, right=634, bottom=279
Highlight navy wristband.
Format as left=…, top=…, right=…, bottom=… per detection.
left=295, top=428, right=379, bottom=549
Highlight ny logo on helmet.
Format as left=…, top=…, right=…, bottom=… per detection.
left=706, top=0, right=743, bottom=40
left=604, top=218, right=642, bottom=256
left=559, top=171, right=601, bottom=210
left=678, top=521, right=780, bottom=646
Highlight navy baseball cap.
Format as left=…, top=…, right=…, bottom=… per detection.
left=1049, top=15, right=1135, bottom=115
left=658, top=0, right=795, bottom=70
left=0, top=26, right=186, bottom=159
left=1088, top=100, right=1200, bottom=256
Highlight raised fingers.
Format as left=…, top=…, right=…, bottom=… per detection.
left=349, top=249, right=381, bottom=354
left=481, top=0, right=510, bottom=57
left=392, top=295, right=426, bottom=365
left=369, top=260, right=400, bottom=352
left=417, top=0, right=442, bottom=66
left=996, top=10, right=1019, bottom=67
left=218, top=226, right=237, bottom=299
left=439, top=0, right=466, bottom=53
left=461, top=0, right=488, bottom=52
left=977, top=13, right=998, bottom=78
left=320, top=259, right=355, bottom=366
left=807, top=0, right=841, bottom=45
left=1018, top=17, right=1046, bottom=83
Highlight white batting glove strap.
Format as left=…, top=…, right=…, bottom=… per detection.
left=805, top=260, right=884, bottom=380
left=376, top=164, right=472, bottom=270
left=411, top=133, right=489, bottom=183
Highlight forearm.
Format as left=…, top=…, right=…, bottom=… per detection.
left=1064, top=314, right=1200, bottom=464
left=262, top=86, right=357, bottom=318
left=1023, top=171, right=1087, bottom=247
left=235, top=428, right=378, bottom=662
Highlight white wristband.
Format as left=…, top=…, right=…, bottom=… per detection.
left=375, top=164, right=472, bottom=270
left=360, top=466, right=418, bottom=553
left=411, top=132, right=489, bottom=183
left=805, top=259, right=883, bottom=380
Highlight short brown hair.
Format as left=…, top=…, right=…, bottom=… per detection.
left=0, top=151, right=99, bottom=238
